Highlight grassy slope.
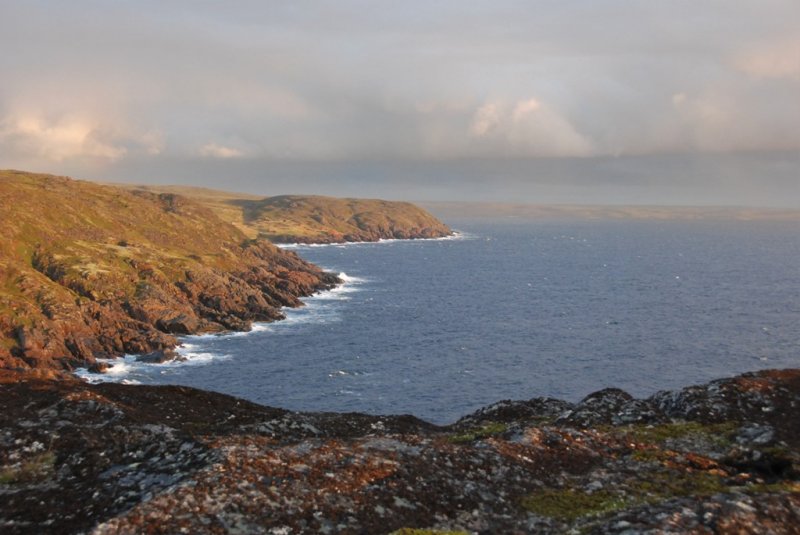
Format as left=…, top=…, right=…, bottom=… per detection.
left=0, top=170, right=335, bottom=372
left=120, top=185, right=452, bottom=243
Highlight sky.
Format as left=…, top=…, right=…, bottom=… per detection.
left=1, top=1, right=799, bottom=206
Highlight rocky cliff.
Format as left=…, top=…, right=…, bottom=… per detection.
left=0, top=171, right=339, bottom=373
left=127, top=185, right=453, bottom=244
left=1, top=368, right=798, bottom=533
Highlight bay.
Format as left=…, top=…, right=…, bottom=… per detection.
left=80, top=218, right=800, bottom=424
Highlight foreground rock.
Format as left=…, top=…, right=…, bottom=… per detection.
left=1, top=369, right=798, bottom=534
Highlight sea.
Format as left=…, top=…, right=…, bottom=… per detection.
left=77, top=217, right=800, bottom=424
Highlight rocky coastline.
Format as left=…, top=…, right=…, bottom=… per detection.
left=1, top=368, right=798, bottom=534
left=3, top=171, right=798, bottom=533
left=0, top=171, right=340, bottom=375
left=268, top=226, right=454, bottom=245
left=0, top=171, right=458, bottom=375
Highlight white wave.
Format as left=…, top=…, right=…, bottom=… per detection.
left=304, top=271, right=367, bottom=303
left=275, top=231, right=472, bottom=250
left=74, top=347, right=231, bottom=384
left=173, top=350, right=232, bottom=365
left=74, top=355, right=138, bottom=384
left=328, top=369, right=369, bottom=378
left=337, top=271, right=368, bottom=284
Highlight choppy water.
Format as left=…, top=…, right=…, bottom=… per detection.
left=78, top=218, right=800, bottom=424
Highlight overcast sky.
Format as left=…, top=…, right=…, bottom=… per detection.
left=1, top=1, right=799, bottom=205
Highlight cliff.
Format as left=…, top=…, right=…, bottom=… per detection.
left=0, top=368, right=797, bottom=533
left=127, top=185, right=453, bottom=244
left=0, top=171, right=339, bottom=373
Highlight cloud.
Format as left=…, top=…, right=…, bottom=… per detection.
left=468, top=103, right=501, bottom=137
left=199, top=143, right=245, bottom=159
left=0, top=1, right=798, bottom=205
left=0, top=115, right=127, bottom=162
left=469, top=98, right=594, bottom=157
left=735, top=38, right=800, bottom=80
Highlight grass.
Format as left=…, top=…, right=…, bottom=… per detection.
left=0, top=452, right=57, bottom=484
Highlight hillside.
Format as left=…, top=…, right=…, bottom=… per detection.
left=0, top=171, right=338, bottom=373
left=127, top=185, right=453, bottom=243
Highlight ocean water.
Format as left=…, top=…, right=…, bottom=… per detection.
left=78, top=218, right=800, bottom=424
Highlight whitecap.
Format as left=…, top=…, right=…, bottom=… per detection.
left=275, top=230, right=472, bottom=250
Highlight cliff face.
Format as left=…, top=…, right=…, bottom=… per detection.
left=0, top=171, right=339, bottom=373
left=1, top=368, right=798, bottom=533
left=241, top=195, right=453, bottom=243
left=126, top=185, right=454, bottom=244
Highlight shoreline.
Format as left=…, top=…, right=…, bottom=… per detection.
left=73, top=269, right=366, bottom=383
left=274, top=230, right=467, bottom=249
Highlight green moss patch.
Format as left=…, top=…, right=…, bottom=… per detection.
left=622, top=421, right=738, bottom=447
left=448, top=422, right=508, bottom=444
left=521, top=488, right=629, bottom=521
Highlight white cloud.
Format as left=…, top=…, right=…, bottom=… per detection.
left=735, top=38, right=800, bottom=80
left=469, top=98, right=594, bottom=157
left=511, top=98, right=541, bottom=122
left=199, top=143, right=245, bottom=159
left=469, top=103, right=501, bottom=137
left=0, top=115, right=127, bottom=162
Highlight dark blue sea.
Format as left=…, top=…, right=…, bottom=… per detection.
left=79, top=218, right=800, bottom=424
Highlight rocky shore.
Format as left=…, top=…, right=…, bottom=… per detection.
left=1, top=368, right=798, bottom=534
left=0, top=171, right=340, bottom=374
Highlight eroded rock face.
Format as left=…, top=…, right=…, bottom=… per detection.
left=1, top=369, right=798, bottom=534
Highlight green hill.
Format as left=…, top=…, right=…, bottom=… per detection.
left=0, top=171, right=338, bottom=373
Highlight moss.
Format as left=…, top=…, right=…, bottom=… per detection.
left=521, top=489, right=629, bottom=521
left=630, top=469, right=726, bottom=499
left=622, top=421, right=737, bottom=447
left=740, top=480, right=800, bottom=495
left=448, top=422, right=508, bottom=444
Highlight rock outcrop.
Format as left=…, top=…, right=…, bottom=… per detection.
left=1, top=368, right=798, bottom=534
left=0, top=171, right=339, bottom=373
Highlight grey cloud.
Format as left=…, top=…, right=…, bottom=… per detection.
left=0, top=1, right=798, bottom=205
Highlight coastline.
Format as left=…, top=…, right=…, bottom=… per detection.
left=273, top=230, right=466, bottom=249
left=73, top=269, right=365, bottom=384
left=73, top=229, right=461, bottom=383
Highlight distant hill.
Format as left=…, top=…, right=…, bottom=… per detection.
left=418, top=201, right=800, bottom=221
left=126, top=185, right=453, bottom=244
left=0, top=171, right=337, bottom=373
